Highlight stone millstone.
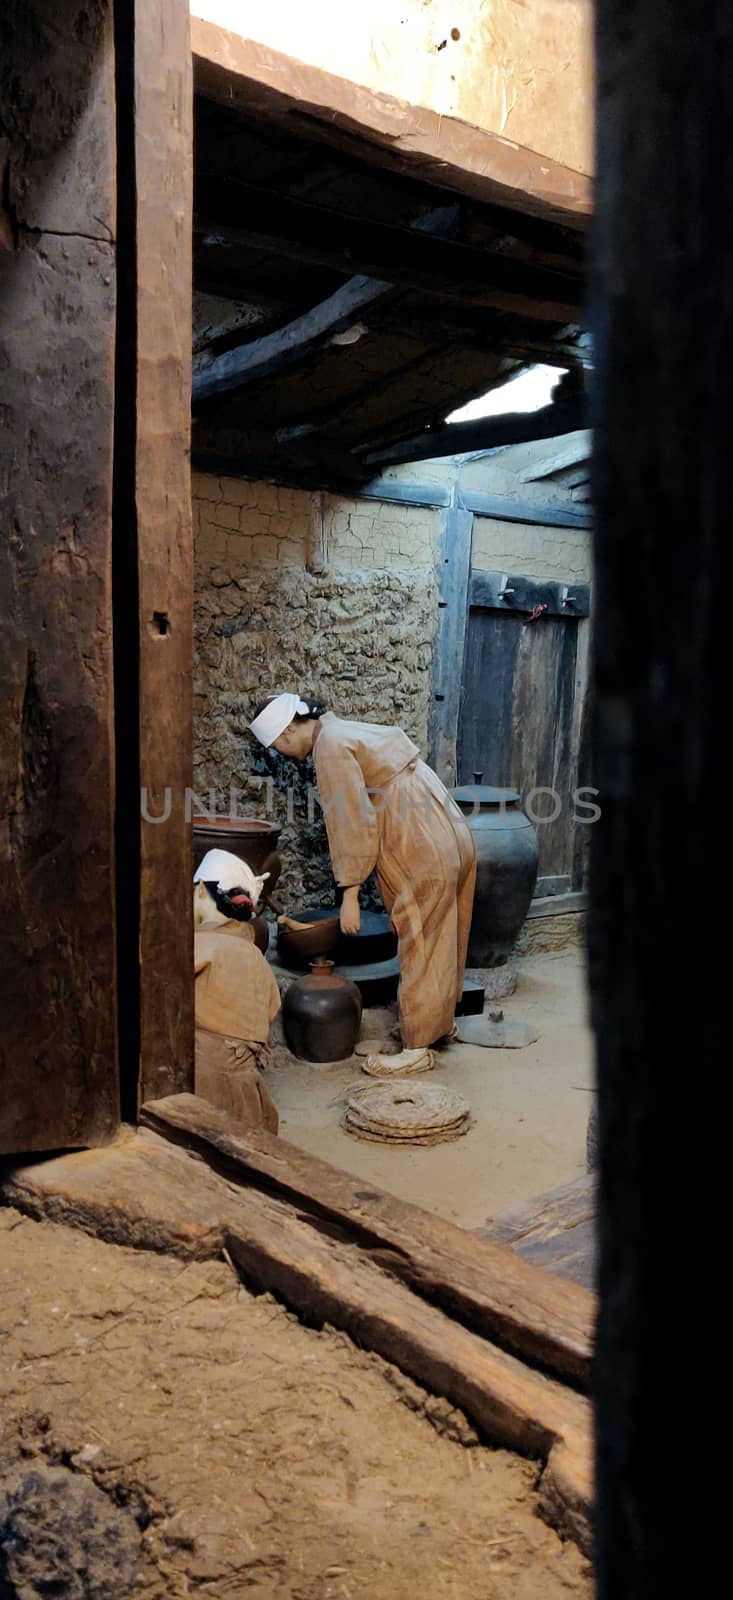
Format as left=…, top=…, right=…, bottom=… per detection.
left=344, top=1082, right=470, bottom=1146
left=455, top=1015, right=539, bottom=1049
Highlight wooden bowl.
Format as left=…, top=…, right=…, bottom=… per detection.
left=277, top=914, right=340, bottom=968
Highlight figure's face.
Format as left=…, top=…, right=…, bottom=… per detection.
left=193, top=881, right=219, bottom=926
left=272, top=719, right=313, bottom=761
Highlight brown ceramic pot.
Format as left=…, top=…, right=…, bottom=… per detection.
left=192, top=815, right=282, bottom=896
left=282, top=959, right=362, bottom=1063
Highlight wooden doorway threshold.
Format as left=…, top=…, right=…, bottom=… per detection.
left=2, top=1095, right=594, bottom=1553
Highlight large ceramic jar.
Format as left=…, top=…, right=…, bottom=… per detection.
left=192, top=815, right=282, bottom=895
left=282, top=959, right=362, bottom=1063
left=451, top=776, right=539, bottom=968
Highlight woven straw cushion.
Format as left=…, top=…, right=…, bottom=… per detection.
left=344, top=1081, right=470, bottom=1146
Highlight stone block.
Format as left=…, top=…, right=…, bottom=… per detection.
left=213, top=502, right=241, bottom=530
left=192, top=472, right=220, bottom=501
left=220, top=477, right=256, bottom=506
left=253, top=535, right=280, bottom=562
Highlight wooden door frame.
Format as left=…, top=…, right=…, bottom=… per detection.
left=430, top=496, right=593, bottom=904
left=114, top=0, right=195, bottom=1114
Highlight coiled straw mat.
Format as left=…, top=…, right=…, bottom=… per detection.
left=361, top=1047, right=435, bottom=1078
left=344, top=1081, right=470, bottom=1146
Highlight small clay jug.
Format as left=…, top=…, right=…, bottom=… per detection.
left=282, top=958, right=362, bottom=1063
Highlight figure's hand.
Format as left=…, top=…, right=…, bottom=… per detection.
left=340, top=887, right=361, bottom=936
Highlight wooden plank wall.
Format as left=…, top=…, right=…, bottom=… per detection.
left=458, top=581, right=591, bottom=893
left=0, top=1, right=120, bottom=1152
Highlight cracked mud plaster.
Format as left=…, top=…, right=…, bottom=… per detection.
left=0, top=1, right=115, bottom=240
left=0, top=1209, right=592, bottom=1599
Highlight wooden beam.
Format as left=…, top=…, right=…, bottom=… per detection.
left=193, top=273, right=392, bottom=401
left=194, top=177, right=581, bottom=324
left=362, top=394, right=586, bottom=467
left=481, top=1176, right=596, bottom=1290
left=460, top=489, right=592, bottom=528
left=141, top=1094, right=595, bottom=1385
left=193, top=206, right=459, bottom=402
left=519, top=433, right=592, bottom=482
left=190, top=454, right=592, bottom=527
left=223, top=1193, right=593, bottom=1553
left=430, top=499, right=474, bottom=787
left=469, top=571, right=592, bottom=619
left=193, top=240, right=586, bottom=369
left=191, top=16, right=591, bottom=227
left=527, top=891, right=588, bottom=918
left=0, top=1122, right=592, bottom=1552
left=265, top=342, right=511, bottom=465
left=190, top=455, right=452, bottom=506
left=131, top=0, right=194, bottom=1104
left=223, top=1189, right=591, bottom=1458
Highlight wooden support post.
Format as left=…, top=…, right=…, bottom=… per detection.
left=306, top=490, right=328, bottom=574
left=135, top=0, right=194, bottom=1105
left=115, top=0, right=194, bottom=1113
left=0, top=1, right=119, bottom=1152
left=430, top=497, right=474, bottom=787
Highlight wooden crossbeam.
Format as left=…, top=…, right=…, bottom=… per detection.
left=519, top=433, right=592, bottom=482
left=189, top=453, right=594, bottom=526
left=361, top=393, right=586, bottom=467
left=193, top=273, right=392, bottom=402
left=191, top=16, right=591, bottom=229
left=193, top=205, right=459, bottom=402
left=194, top=175, right=582, bottom=323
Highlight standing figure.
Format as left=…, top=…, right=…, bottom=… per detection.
left=249, top=694, right=476, bottom=1065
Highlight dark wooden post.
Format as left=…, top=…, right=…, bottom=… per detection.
left=0, top=2, right=120, bottom=1151
left=0, top=0, right=194, bottom=1152
left=591, top=1, right=729, bottom=1590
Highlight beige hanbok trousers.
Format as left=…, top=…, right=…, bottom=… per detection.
left=375, top=761, right=476, bottom=1049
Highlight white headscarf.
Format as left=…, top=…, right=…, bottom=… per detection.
left=249, top=692, right=310, bottom=748
left=193, top=848, right=269, bottom=903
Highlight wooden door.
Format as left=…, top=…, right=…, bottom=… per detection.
left=458, top=571, right=592, bottom=896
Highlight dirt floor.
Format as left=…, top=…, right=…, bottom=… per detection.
left=0, top=1207, right=591, bottom=1600
left=268, top=946, right=593, bottom=1230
